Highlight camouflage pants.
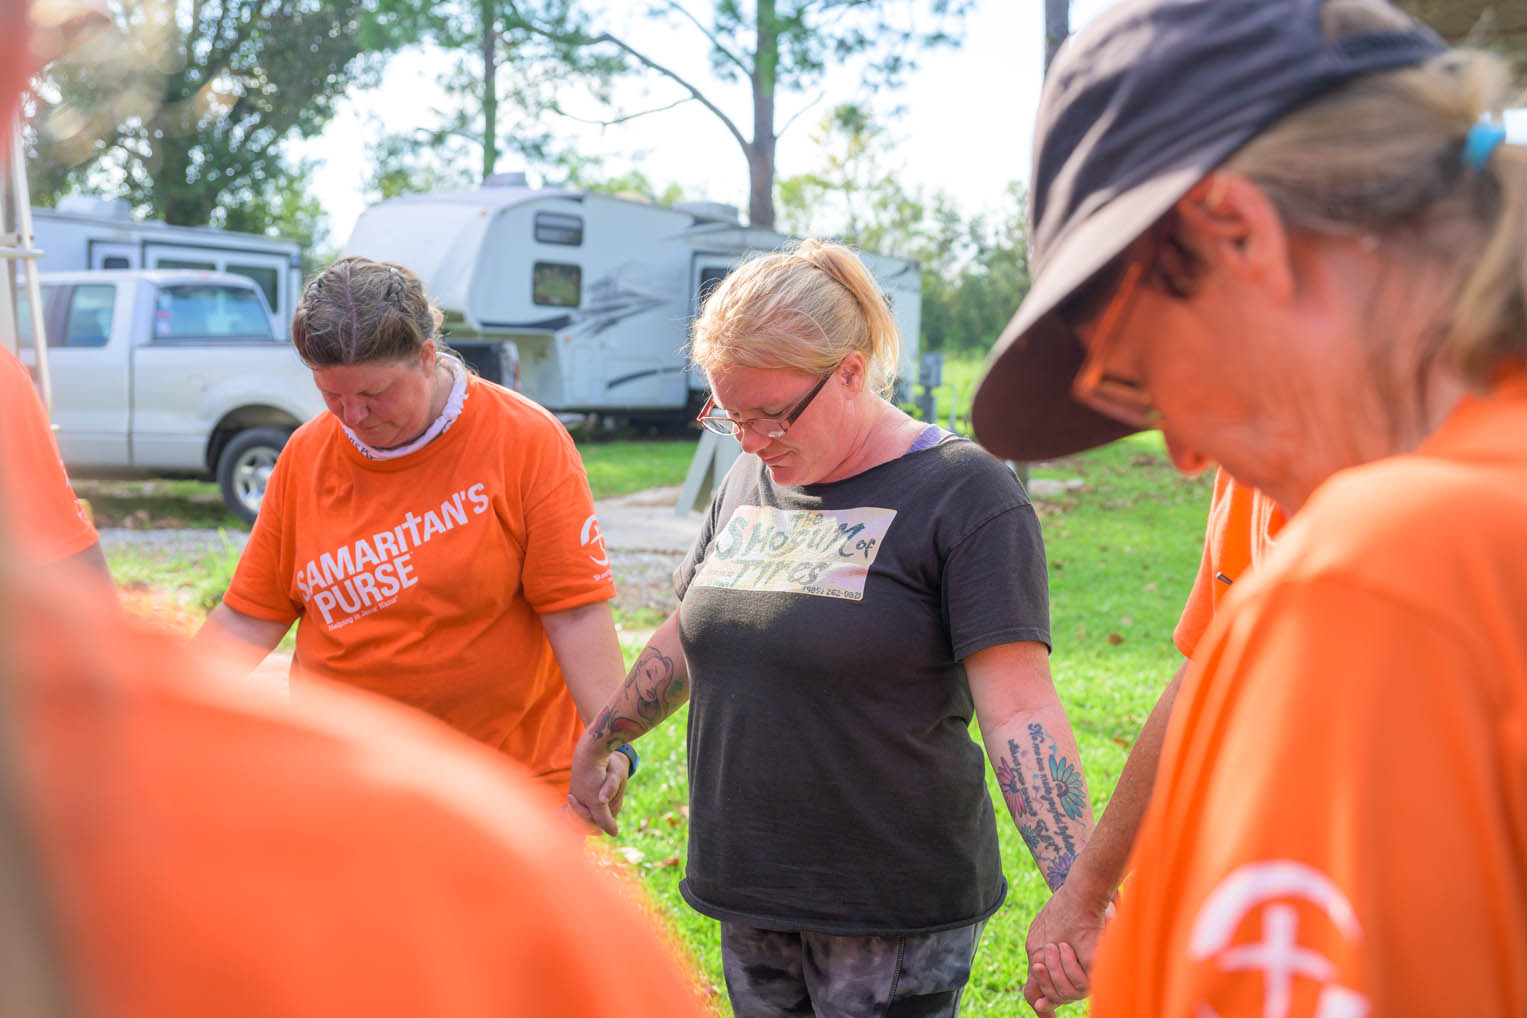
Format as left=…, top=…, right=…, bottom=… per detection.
left=720, top=920, right=987, bottom=1018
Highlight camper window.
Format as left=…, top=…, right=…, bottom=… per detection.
left=532, top=262, right=581, bottom=307
left=696, top=266, right=731, bottom=313
left=534, top=212, right=583, bottom=246
left=157, top=257, right=217, bottom=272
left=102, top=256, right=130, bottom=269
left=228, top=263, right=280, bottom=314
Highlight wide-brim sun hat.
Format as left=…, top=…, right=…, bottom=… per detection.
left=971, top=0, right=1445, bottom=462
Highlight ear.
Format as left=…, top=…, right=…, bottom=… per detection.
left=419, top=337, right=437, bottom=368
left=1175, top=172, right=1295, bottom=304
left=837, top=351, right=869, bottom=393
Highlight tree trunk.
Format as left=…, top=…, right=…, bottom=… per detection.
left=1044, top=0, right=1069, bottom=72
left=156, top=133, right=199, bottom=226
left=746, top=141, right=775, bottom=230
left=481, top=0, right=498, bottom=181
left=749, top=0, right=778, bottom=228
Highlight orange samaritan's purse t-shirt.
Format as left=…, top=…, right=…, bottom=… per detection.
left=1092, top=374, right=1527, bottom=1018
left=0, top=347, right=99, bottom=563
left=1172, top=468, right=1285, bottom=659
left=16, top=574, right=707, bottom=1018
left=225, top=376, right=615, bottom=783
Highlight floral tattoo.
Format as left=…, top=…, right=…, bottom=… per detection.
left=994, top=724, right=1088, bottom=890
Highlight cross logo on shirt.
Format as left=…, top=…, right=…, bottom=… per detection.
left=1188, top=860, right=1370, bottom=1018
left=580, top=512, right=610, bottom=571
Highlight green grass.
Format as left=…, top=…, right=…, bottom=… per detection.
left=614, top=431, right=1214, bottom=1017
left=75, top=477, right=246, bottom=530
left=576, top=438, right=698, bottom=500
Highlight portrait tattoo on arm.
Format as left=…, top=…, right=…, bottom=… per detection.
left=590, top=644, right=689, bottom=754
left=994, top=723, right=1086, bottom=890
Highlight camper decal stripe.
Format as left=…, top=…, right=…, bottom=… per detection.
left=479, top=315, right=572, bottom=331
left=606, top=366, right=686, bottom=390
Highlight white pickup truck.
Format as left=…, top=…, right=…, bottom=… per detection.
left=18, top=269, right=323, bottom=523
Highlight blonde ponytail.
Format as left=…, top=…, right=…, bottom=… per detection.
left=690, top=239, right=903, bottom=399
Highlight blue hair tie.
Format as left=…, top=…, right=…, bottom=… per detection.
left=1463, top=121, right=1506, bottom=170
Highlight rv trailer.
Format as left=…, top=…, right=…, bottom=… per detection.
left=29, top=195, right=302, bottom=338
left=342, top=179, right=923, bottom=421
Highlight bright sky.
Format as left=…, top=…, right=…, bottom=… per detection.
left=299, top=1, right=1527, bottom=247
left=298, top=0, right=1122, bottom=245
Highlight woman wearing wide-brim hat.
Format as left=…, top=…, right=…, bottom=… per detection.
left=972, top=0, right=1527, bottom=1014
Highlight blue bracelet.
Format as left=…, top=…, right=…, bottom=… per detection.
left=614, top=743, right=639, bottom=777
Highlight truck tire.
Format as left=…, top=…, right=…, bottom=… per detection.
left=217, top=427, right=290, bottom=524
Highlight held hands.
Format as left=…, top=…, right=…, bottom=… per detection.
left=1023, top=880, right=1111, bottom=1016
left=566, top=734, right=630, bottom=836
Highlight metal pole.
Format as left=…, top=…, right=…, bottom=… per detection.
left=9, top=125, right=50, bottom=409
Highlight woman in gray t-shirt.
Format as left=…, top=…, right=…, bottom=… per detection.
left=568, top=239, right=1094, bottom=1018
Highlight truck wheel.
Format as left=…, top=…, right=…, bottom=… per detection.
left=217, top=428, right=289, bottom=524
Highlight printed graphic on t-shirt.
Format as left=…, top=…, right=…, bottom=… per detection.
left=293, top=483, right=490, bottom=630
left=580, top=512, right=614, bottom=584
left=693, top=505, right=896, bottom=601
left=1188, top=860, right=1367, bottom=1017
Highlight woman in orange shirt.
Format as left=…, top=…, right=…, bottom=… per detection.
left=973, top=0, right=1527, bottom=1014
left=196, top=257, right=631, bottom=796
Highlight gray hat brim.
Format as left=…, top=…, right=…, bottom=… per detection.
left=973, top=164, right=1203, bottom=462
left=970, top=0, right=1445, bottom=464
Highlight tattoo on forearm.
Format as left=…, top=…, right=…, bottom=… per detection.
left=995, top=723, right=1089, bottom=890
left=590, top=645, right=687, bottom=752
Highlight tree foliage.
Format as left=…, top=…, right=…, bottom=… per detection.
left=365, top=128, right=480, bottom=204
left=777, top=104, right=1029, bottom=355
left=916, top=182, right=1030, bottom=355
left=221, top=157, right=337, bottom=277
left=377, top=0, right=619, bottom=185
left=506, top=0, right=970, bottom=228
left=25, top=0, right=405, bottom=229
left=776, top=103, right=924, bottom=257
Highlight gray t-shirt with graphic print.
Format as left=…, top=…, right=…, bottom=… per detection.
left=674, top=436, right=1051, bottom=935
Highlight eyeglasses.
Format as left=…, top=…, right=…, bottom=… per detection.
left=1067, top=257, right=1161, bottom=431
left=696, top=368, right=837, bottom=439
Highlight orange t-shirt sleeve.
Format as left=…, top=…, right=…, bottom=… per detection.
left=0, top=348, right=99, bottom=563
left=1096, top=579, right=1527, bottom=1017
left=1173, top=468, right=1234, bottom=658
left=518, top=422, right=616, bottom=613
left=223, top=447, right=301, bottom=623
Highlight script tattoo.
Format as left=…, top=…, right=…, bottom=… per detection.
left=591, top=645, right=688, bottom=754
left=995, top=724, right=1087, bottom=891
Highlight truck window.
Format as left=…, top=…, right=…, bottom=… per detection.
left=153, top=284, right=274, bottom=342
left=534, top=212, right=583, bottom=246
left=532, top=262, right=581, bottom=307
left=61, top=285, right=114, bottom=347
left=227, top=263, right=280, bottom=314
